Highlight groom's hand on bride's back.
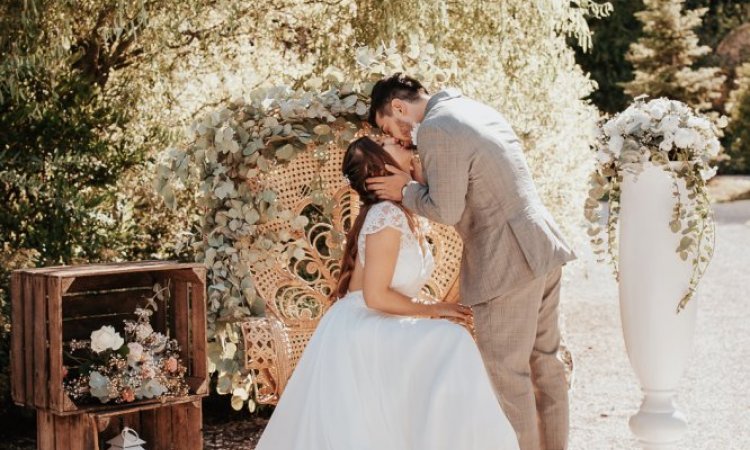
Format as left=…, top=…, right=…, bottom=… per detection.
left=367, top=165, right=412, bottom=201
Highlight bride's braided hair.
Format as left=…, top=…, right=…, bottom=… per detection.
left=331, top=136, right=418, bottom=301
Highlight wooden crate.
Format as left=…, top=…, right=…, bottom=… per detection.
left=36, top=396, right=204, bottom=450
left=10, top=261, right=209, bottom=415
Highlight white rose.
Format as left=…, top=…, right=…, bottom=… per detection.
left=673, top=101, right=691, bottom=116
left=652, top=98, right=672, bottom=109
left=658, top=115, right=680, bottom=134
left=674, top=128, right=697, bottom=149
left=127, top=342, right=144, bottom=367
left=700, top=166, right=718, bottom=180
left=687, top=116, right=710, bottom=131
left=602, top=119, right=620, bottom=137
left=706, top=138, right=720, bottom=158
left=596, top=151, right=614, bottom=165
left=90, top=326, right=124, bottom=353
left=659, top=135, right=674, bottom=152
left=608, top=134, right=624, bottom=156
left=135, top=323, right=153, bottom=341
left=89, top=371, right=112, bottom=403
left=625, top=110, right=651, bottom=134
left=150, top=332, right=168, bottom=353
left=136, top=378, right=167, bottom=399
left=648, top=103, right=666, bottom=120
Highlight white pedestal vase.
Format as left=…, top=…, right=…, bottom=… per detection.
left=618, top=162, right=698, bottom=450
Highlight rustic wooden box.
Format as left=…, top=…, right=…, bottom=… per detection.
left=10, top=261, right=209, bottom=416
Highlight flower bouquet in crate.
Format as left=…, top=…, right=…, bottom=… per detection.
left=63, top=283, right=190, bottom=405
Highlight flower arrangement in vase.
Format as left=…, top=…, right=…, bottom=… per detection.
left=585, top=96, right=726, bottom=311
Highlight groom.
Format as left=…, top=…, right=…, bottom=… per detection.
left=366, top=74, right=576, bottom=450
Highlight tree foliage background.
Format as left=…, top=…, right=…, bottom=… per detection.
left=577, top=0, right=750, bottom=113
left=621, top=0, right=724, bottom=112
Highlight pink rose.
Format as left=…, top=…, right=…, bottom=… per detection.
left=121, top=388, right=135, bottom=403
left=166, top=356, right=178, bottom=373
left=141, top=365, right=156, bottom=379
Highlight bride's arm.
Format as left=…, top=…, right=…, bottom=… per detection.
left=362, top=227, right=472, bottom=322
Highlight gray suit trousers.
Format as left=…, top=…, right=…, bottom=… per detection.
left=472, top=265, right=569, bottom=450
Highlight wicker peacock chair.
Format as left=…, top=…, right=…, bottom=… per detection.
left=239, top=136, right=575, bottom=406
left=239, top=138, right=464, bottom=405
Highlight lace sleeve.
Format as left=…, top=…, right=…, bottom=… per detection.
left=361, top=202, right=411, bottom=236
left=357, top=202, right=412, bottom=266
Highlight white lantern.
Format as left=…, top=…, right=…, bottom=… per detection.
left=106, top=427, right=146, bottom=450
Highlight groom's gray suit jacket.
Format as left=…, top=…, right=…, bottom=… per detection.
left=403, top=89, right=576, bottom=306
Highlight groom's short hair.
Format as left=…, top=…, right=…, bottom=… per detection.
left=368, top=73, right=428, bottom=127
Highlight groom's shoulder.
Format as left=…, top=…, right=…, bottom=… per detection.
left=423, top=97, right=468, bottom=125
left=424, top=96, right=500, bottom=130
left=429, top=91, right=498, bottom=115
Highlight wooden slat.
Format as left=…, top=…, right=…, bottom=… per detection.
left=186, top=400, right=203, bottom=449
left=24, top=260, right=202, bottom=277
left=164, top=268, right=205, bottom=284
left=62, top=288, right=155, bottom=316
left=37, top=410, right=55, bottom=450
left=173, top=403, right=190, bottom=450
left=185, top=376, right=208, bottom=394
left=84, top=414, right=98, bottom=450
left=154, top=402, right=173, bottom=450
left=54, top=394, right=206, bottom=417
left=67, top=414, right=86, bottom=450
left=33, top=275, right=48, bottom=408
left=95, top=414, right=117, bottom=448
left=138, top=408, right=158, bottom=448
left=121, top=410, right=142, bottom=437
left=190, top=274, right=208, bottom=382
left=54, top=414, right=73, bottom=450
left=64, top=272, right=158, bottom=295
left=23, top=274, right=34, bottom=406
left=47, top=276, right=64, bottom=412
left=173, top=281, right=190, bottom=367
left=10, top=272, right=25, bottom=404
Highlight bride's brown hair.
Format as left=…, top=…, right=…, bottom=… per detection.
left=331, top=136, right=418, bottom=301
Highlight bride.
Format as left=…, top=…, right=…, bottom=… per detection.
left=255, top=136, right=519, bottom=450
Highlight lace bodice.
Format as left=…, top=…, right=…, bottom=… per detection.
left=357, top=202, right=435, bottom=297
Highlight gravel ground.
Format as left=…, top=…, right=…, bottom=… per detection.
left=564, top=200, right=750, bottom=449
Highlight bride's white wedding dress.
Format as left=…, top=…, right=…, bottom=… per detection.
left=256, top=201, right=519, bottom=450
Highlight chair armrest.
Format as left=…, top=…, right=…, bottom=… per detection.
left=241, top=317, right=292, bottom=405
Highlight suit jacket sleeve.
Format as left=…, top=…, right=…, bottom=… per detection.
left=402, top=124, right=469, bottom=226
